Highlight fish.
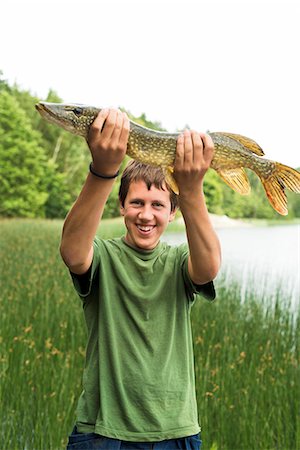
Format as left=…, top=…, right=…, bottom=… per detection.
left=35, top=102, right=300, bottom=215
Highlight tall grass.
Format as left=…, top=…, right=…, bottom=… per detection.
left=193, top=282, right=299, bottom=450
left=0, top=219, right=299, bottom=450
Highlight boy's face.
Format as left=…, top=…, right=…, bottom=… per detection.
left=120, top=180, right=176, bottom=250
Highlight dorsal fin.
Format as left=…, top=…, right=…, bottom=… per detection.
left=218, top=132, right=264, bottom=156
left=215, top=167, right=251, bottom=195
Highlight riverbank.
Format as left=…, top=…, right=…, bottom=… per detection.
left=175, top=213, right=300, bottom=230
left=208, top=213, right=252, bottom=228
left=0, top=215, right=299, bottom=234
left=175, top=213, right=251, bottom=229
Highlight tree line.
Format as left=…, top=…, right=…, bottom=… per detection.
left=0, top=72, right=299, bottom=220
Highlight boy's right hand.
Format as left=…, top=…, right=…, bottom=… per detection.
left=87, top=108, right=130, bottom=176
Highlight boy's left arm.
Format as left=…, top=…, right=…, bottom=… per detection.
left=174, top=130, right=221, bottom=285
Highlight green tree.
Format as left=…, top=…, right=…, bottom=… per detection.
left=129, top=111, right=166, bottom=131
left=0, top=70, right=10, bottom=94
left=286, top=192, right=299, bottom=218
left=203, top=170, right=224, bottom=214
left=0, top=91, right=49, bottom=217
left=43, top=161, right=72, bottom=218
left=10, top=84, right=40, bottom=129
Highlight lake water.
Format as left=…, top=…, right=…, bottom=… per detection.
left=163, top=224, right=300, bottom=309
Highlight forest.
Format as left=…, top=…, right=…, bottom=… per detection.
left=1, top=71, right=299, bottom=220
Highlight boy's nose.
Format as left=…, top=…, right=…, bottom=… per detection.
left=138, top=206, right=154, bottom=221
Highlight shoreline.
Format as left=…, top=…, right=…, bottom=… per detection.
left=208, top=213, right=252, bottom=229
left=0, top=216, right=299, bottom=230
left=175, top=214, right=300, bottom=230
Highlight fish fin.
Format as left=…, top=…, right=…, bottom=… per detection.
left=164, top=167, right=179, bottom=194
left=216, top=168, right=251, bottom=195
left=260, top=163, right=300, bottom=215
left=218, top=132, right=265, bottom=156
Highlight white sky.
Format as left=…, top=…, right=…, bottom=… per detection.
left=1, top=0, right=299, bottom=167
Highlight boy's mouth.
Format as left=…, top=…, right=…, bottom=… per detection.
left=136, top=224, right=155, bottom=234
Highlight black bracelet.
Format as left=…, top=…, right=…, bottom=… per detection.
left=89, top=163, right=119, bottom=179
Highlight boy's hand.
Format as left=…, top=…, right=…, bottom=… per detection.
left=174, top=130, right=214, bottom=196
left=173, top=130, right=221, bottom=284
left=87, top=108, right=130, bottom=176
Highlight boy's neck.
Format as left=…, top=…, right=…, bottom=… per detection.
left=122, top=236, right=161, bottom=253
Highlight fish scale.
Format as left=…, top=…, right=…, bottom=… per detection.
left=35, top=102, right=300, bottom=215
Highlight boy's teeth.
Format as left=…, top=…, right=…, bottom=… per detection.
left=137, top=225, right=153, bottom=232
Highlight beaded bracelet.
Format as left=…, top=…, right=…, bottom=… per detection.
left=89, top=162, right=119, bottom=179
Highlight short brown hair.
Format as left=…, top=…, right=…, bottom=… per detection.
left=119, top=160, right=178, bottom=212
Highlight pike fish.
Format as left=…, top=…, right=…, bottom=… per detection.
left=35, top=102, right=300, bottom=215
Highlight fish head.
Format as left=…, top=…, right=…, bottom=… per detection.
left=35, top=102, right=100, bottom=137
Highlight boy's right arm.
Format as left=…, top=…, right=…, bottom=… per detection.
left=60, top=109, right=130, bottom=275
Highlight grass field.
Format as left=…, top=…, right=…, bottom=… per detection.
left=0, top=219, right=299, bottom=450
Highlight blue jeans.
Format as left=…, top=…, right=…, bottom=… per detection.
left=66, top=426, right=202, bottom=449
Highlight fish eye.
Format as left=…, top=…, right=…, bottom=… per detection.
left=73, top=107, right=83, bottom=116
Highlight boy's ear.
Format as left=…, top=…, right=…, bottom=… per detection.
left=169, top=208, right=177, bottom=222
left=120, top=202, right=125, bottom=216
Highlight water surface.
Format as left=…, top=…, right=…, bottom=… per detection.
left=163, top=224, right=300, bottom=308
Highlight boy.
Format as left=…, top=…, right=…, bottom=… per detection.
left=61, top=109, right=221, bottom=449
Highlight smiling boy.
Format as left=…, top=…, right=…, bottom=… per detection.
left=60, top=109, right=221, bottom=450
left=119, top=168, right=177, bottom=250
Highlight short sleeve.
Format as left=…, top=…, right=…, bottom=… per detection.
left=70, top=238, right=102, bottom=299
left=179, top=244, right=216, bottom=302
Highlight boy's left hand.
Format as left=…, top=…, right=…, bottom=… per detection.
left=173, top=130, right=214, bottom=196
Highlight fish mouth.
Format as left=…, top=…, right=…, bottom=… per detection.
left=35, top=102, right=79, bottom=133
left=35, top=102, right=55, bottom=116
left=35, top=102, right=44, bottom=112
left=35, top=102, right=66, bottom=123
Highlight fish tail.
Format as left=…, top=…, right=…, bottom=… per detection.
left=260, top=163, right=300, bottom=215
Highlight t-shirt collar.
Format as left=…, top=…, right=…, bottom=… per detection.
left=120, top=236, right=164, bottom=259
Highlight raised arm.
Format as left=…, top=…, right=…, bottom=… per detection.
left=60, top=109, right=130, bottom=274
left=174, top=130, right=221, bottom=285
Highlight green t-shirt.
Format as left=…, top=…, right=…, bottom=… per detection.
left=71, top=236, right=215, bottom=442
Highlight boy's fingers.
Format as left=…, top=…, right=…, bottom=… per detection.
left=88, top=108, right=110, bottom=142
left=191, top=131, right=204, bottom=165
left=200, top=133, right=215, bottom=164
left=101, top=109, right=118, bottom=141
left=183, top=130, right=193, bottom=165
left=110, top=110, right=124, bottom=144
left=119, top=113, right=130, bottom=148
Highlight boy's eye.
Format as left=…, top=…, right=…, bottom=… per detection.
left=153, top=202, right=164, bottom=208
left=131, top=200, right=143, bottom=206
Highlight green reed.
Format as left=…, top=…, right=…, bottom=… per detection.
left=193, top=281, right=299, bottom=450
left=0, top=219, right=298, bottom=450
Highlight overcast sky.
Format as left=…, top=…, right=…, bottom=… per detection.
left=1, top=0, right=299, bottom=167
